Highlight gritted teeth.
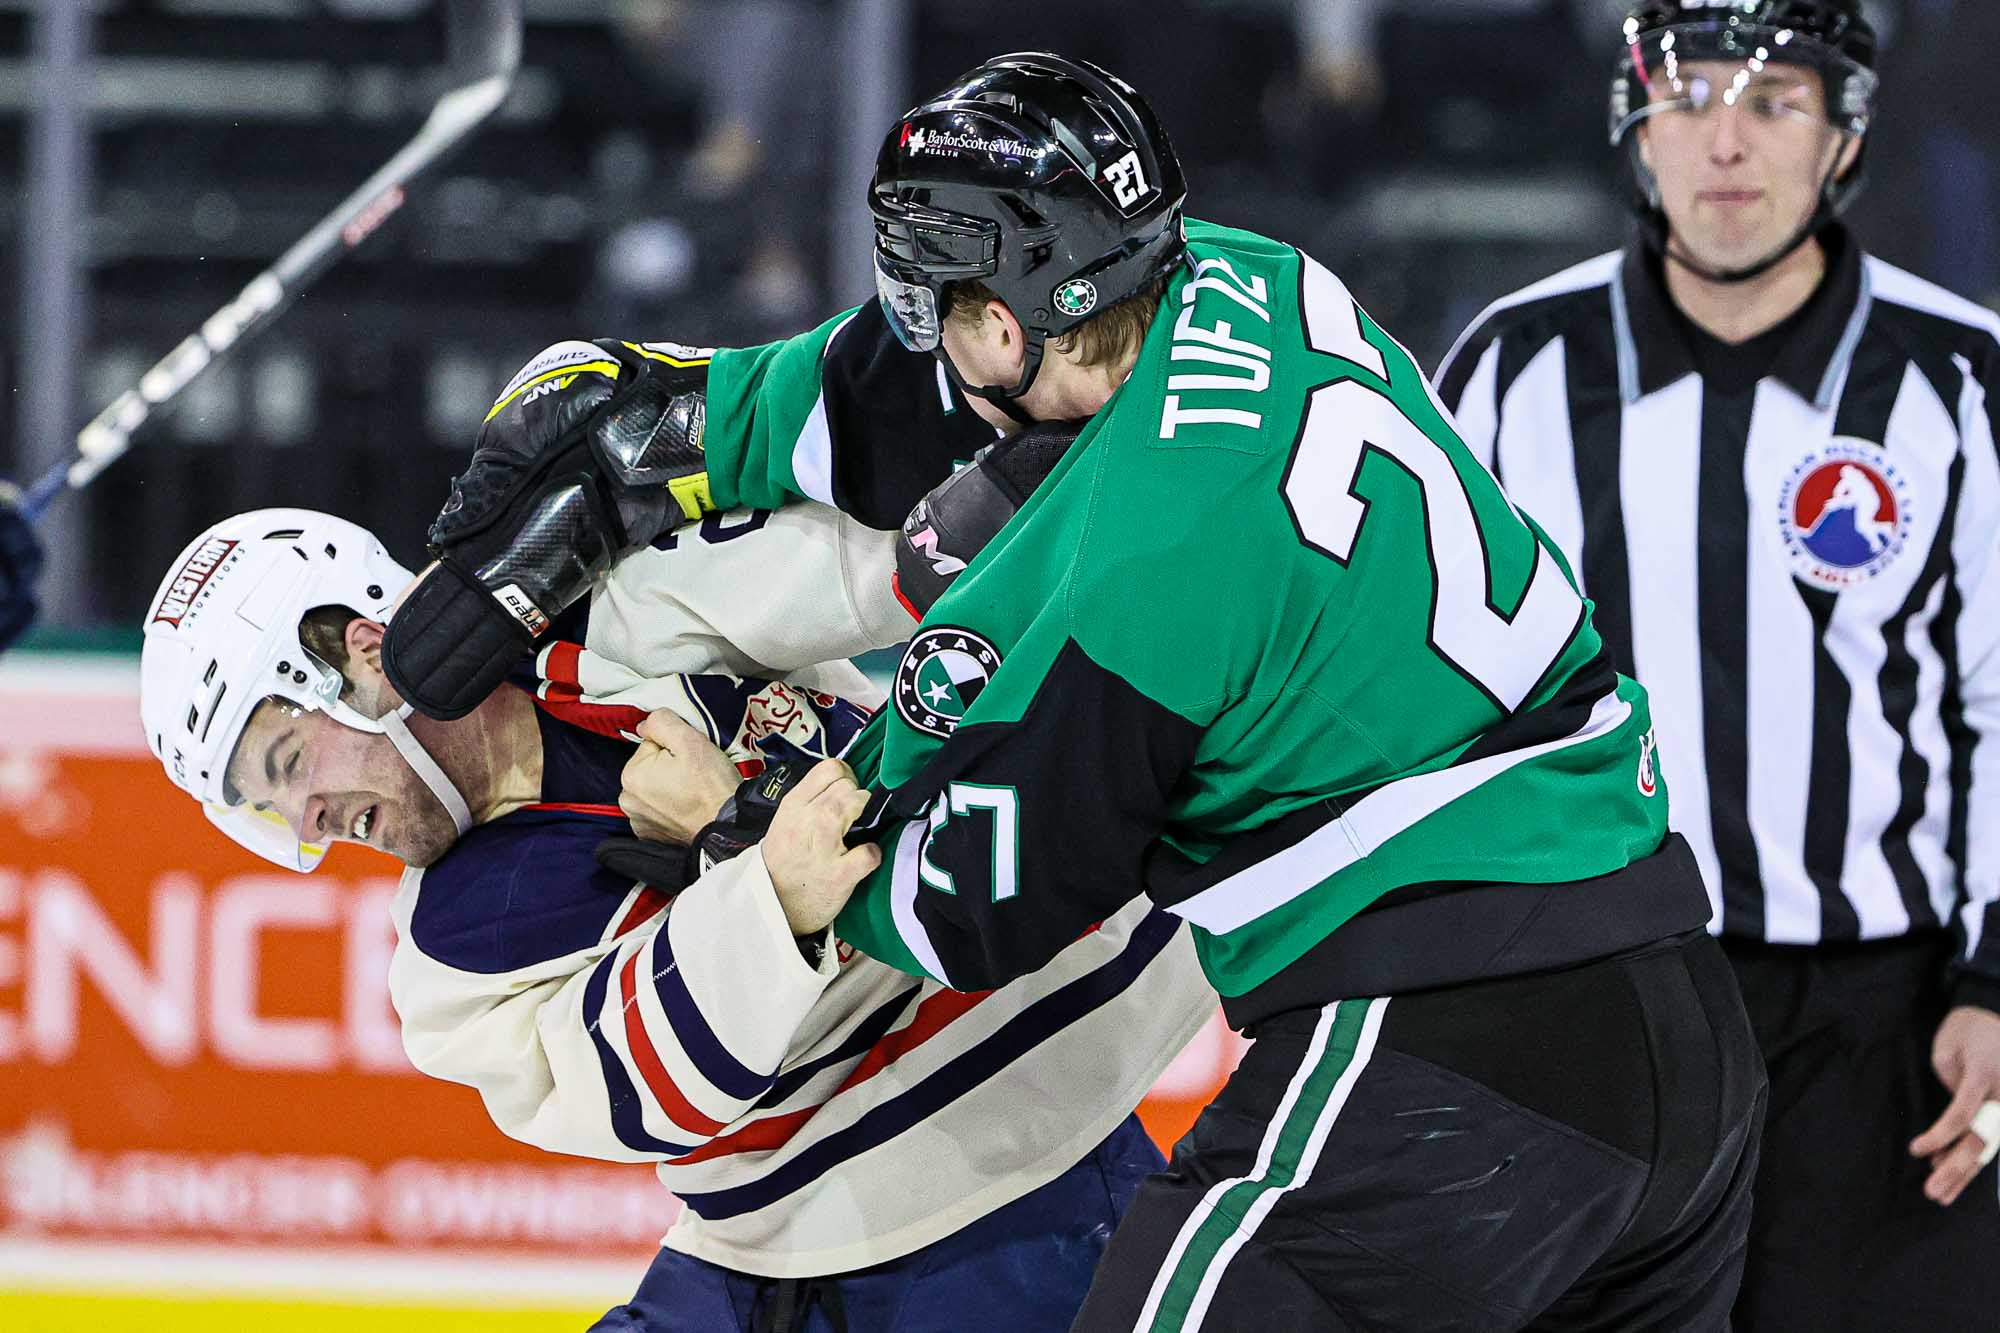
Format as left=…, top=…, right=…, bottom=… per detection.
left=352, top=805, right=375, bottom=841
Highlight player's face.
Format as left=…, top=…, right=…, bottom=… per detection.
left=1638, top=59, right=1852, bottom=274
left=222, top=698, right=459, bottom=867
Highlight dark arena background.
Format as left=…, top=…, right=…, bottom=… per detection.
left=0, top=0, right=1987, bottom=1328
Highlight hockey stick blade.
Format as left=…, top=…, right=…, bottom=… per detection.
left=20, top=0, right=524, bottom=521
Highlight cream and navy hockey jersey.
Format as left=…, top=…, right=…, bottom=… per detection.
left=388, top=504, right=1212, bottom=1277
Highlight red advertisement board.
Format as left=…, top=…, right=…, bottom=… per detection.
left=0, top=658, right=1240, bottom=1294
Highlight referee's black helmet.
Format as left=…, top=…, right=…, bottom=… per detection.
left=1609, top=1, right=1879, bottom=281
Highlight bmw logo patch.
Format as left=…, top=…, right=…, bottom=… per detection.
left=894, top=627, right=1001, bottom=739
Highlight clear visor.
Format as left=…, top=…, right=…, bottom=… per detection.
left=1612, top=25, right=1875, bottom=146
left=212, top=695, right=334, bottom=873
left=204, top=799, right=330, bottom=872
left=875, top=257, right=943, bottom=353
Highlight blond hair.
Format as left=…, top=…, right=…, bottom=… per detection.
left=945, top=275, right=1166, bottom=373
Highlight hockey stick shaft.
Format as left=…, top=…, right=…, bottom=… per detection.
left=20, top=0, right=523, bottom=521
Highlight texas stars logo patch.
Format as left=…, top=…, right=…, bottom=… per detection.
left=1053, top=278, right=1098, bottom=318
left=893, top=626, right=1001, bottom=739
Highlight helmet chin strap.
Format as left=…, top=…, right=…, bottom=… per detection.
left=1661, top=212, right=1821, bottom=286
left=1652, top=150, right=1851, bottom=286
left=936, top=337, right=1046, bottom=427
left=381, top=704, right=474, bottom=837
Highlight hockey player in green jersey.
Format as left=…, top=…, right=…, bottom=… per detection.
left=384, top=53, right=1765, bottom=1332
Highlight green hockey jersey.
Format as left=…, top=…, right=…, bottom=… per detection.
left=700, top=220, right=1684, bottom=1011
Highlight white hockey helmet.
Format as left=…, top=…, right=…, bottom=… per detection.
left=140, top=508, right=470, bottom=871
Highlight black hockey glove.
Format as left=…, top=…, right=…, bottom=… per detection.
left=383, top=340, right=713, bottom=720
left=0, top=485, right=43, bottom=654
left=593, top=761, right=809, bottom=892
left=593, top=835, right=699, bottom=897
left=894, top=419, right=1083, bottom=617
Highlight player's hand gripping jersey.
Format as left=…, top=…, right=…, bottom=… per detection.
left=391, top=522, right=1212, bottom=1276
left=695, top=222, right=1702, bottom=1017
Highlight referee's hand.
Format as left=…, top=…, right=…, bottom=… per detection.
left=1909, top=1005, right=2000, bottom=1206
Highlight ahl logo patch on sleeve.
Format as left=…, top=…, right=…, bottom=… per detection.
left=893, top=627, right=1001, bottom=739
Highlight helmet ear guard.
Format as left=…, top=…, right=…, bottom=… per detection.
left=895, top=419, right=1084, bottom=618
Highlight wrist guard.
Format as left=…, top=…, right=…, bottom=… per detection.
left=384, top=339, right=711, bottom=720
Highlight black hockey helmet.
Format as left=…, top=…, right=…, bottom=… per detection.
left=870, top=52, right=1187, bottom=414
left=1608, top=0, right=1878, bottom=282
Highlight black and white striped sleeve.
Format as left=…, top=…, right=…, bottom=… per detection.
left=1948, top=342, right=2000, bottom=1012
left=1433, top=319, right=1505, bottom=474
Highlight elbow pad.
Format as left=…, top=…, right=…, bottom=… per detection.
left=894, top=418, right=1083, bottom=618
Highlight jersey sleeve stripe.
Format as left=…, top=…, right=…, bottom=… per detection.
left=579, top=949, right=700, bottom=1156
left=617, top=950, right=732, bottom=1137
left=1947, top=353, right=2000, bottom=980
left=671, top=907, right=1182, bottom=1218
left=612, top=884, right=673, bottom=939
left=886, top=818, right=954, bottom=984
left=649, top=924, right=776, bottom=1101
left=1168, top=688, right=1631, bottom=935
left=1436, top=250, right=1623, bottom=388
left=525, top=801, right=624, bottom=817
left=1444, top=338, right=1503, bottom=473
left=673, top=1100, right=818, bottom=1165
left=785, top=311, right=863, bottom=509
left=542, top=639, right=584, bottom=688
left=1863, top=257, right=2000, bottom=344
left=791, top=394, right=838, bottom=508
left=671, top=984, right=995, bottom=1164
left=531, top=692, right=651, bottom=740
left=831, top=984, right=993, bottom=1090
left=736, top=983, right=922, bottom=1108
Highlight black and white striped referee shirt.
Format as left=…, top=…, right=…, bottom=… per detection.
left=1434, top=229, right=2000, bottom=1007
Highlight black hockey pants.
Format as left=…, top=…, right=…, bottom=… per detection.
left=1072, top=930, right=1766, bottom=1331
left=1724, top=931, right=2000, bottom=1333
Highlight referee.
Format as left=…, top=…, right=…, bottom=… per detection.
left=1435, top=3, right=2000, bottom=1330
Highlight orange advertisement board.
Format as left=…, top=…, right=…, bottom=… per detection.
left=0, top=656, right=1240, bottom=1295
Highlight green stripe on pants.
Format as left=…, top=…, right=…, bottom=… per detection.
left=1143, top=997, right=1382, bottom=1332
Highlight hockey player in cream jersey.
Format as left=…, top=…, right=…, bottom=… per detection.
left=137, top=409, right=1210, bottom=1328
